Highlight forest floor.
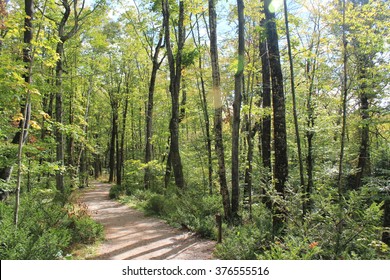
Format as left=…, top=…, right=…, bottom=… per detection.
left=79, top=182, right=216, bottom=260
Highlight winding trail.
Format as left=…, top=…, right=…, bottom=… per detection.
left=80, top=182, right=216, bottom=260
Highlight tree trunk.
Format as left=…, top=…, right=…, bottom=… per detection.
left=116, top=112, right=120, bottom=185
left=144, top=32, right=164, bottom=189
left=0, top=0, right=7, bottom=51
left=305, top=58, right=316, bottom=215
left=14, top=0, right=33, bottom=227
left=283, top=0, right=305, bottom=191
left=54, top=0, right=84, bottom=193
left=231, top=0, right=245, bottom=222
left=336, top=0, right=348, bottom=255
left=350, top=52, right=372, bottom=189
left=264, top=0, right=289, bottom=235
left=118, top=93, right=129, bottom=186
left=55, top=41, right=65, bottom=193
left=108, top=104, right=118, bottom=183
left=191, top=14, right=213, bottom=194
left=162, top=0, right=185, bottom=189
left=259, top=20, right=272, bottom=211
left=382, top=195, right=390, bottom=246
left=209, top=0, right=231, bottom=221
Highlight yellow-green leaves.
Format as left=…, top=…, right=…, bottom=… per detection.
left=268, top=0, right=283, bottom=13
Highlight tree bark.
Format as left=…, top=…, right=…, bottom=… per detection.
left=144, top=31, right=164, bottom=189
left=14, top=0, right=33, bottom=227
left=305, top=58, right=316, bottom=215
left=382, top=196, right=390, bottom=246
left=54, top=0, right=84, bottom=193
left=209, top=0, right=231, bottom=220
left=118, top=88, right=129, bottom=186
left=55, top=41, right=65, bottom=193
left=283, top=0, right=305, bottom=191
left=0, top=0, right=7, bottom=51
left=162, top=0, right=185, bottom=189
left=230, top=0, right=245, bottom=222
left=259, top=21, right=272, bottom=210
left=304, top=25, right=320, bottom=215
left=350, top=36, right=373, bottom=190
left=190, top=13, right=213, bottom=194
left=108, top=100, right=118, bottom=183
left=264, top=0, right=289, bottom=235
left=336, top=0, right=348, bottom=255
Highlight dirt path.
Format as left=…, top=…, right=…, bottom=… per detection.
left=79, top=182, right=216, bottom=260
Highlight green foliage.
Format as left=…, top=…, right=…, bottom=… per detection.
left=258, top=236, right=322, bottom=260
left=70, top=216, right=104, bottom=244
left=0, top=189, right=103, bottom=259
left=214, top=203, right=272, bottom=259
left=144, top=194, right=168, bottom=216
left=123, top=160, right=165, bottom=192
left=168, top=190, right=223, bottom=238
left=109, top=184, right=124, bottom=199
left=255, top=184, right=389, bottom=260
left=181, top=46, right=199, bottom=68
left=215, top=225, right=264, bottom=260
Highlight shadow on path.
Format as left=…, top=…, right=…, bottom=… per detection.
left=80, top=182, right=215, bottom=260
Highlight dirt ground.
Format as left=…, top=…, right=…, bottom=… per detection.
left=79, top=182, right=216, bottom=260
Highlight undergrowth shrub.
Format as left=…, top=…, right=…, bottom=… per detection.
left=0, top=189, right=104, bottom=259
left=167, top=189, right=222, bottom=239
left=252, top=184, right=388, bottom=260
left=257, top=236, right=322, bottom=260
left=144, top=194, right=168, bottom=216
left=109, top=185, right=124, bottom=199
left=214, top=204, right=272, bottom=259
left=65, top=202, right=104, bottom=244
left=214, top=225, right=264, bottom=260
left=71, top=216, right=104, bottom=244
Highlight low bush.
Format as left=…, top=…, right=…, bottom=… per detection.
left=0, top=189, right=104, bottom=259
left=144, top=194, right=168, bottom=216
left=109, top=185, right=124, bottom=199
left=214, top=224, right=264, bottom=260
left=168, top=192, right=222, bottom=239
left=71, top=216, right=104, bottom=244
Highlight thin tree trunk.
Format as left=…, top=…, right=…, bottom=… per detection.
left=118, top=91, right=129, bottom=186
left=109, top=104, right=118, bottom=183
left=283, top=0, right=305, bottom=191
left=305, top=58, right=316, bottom=215
left=144, top=32, right=164, bottom=189
left=15, top=0, right=33, bottom=227
left=336, top=0, right=348, bottom=255
left=383, top=197, right=390, bottom=245
left=191, top=14, right=213, bottom=195
left=304, top=25, right=320, bottom=215
left=209, top=0, right=231, bottom=220
left=55, top=41, right=65, bottom=193
left=116, top=112, right=120, bottom=185
left=78, top=80, right=92, bottom=188
left=54, top=0, right=84, bottom=193
left=231, top=0, right=245, bottom=222
left=0, top=0, right=7, bottom=51
left=264, top=0, right=289, bottom=236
